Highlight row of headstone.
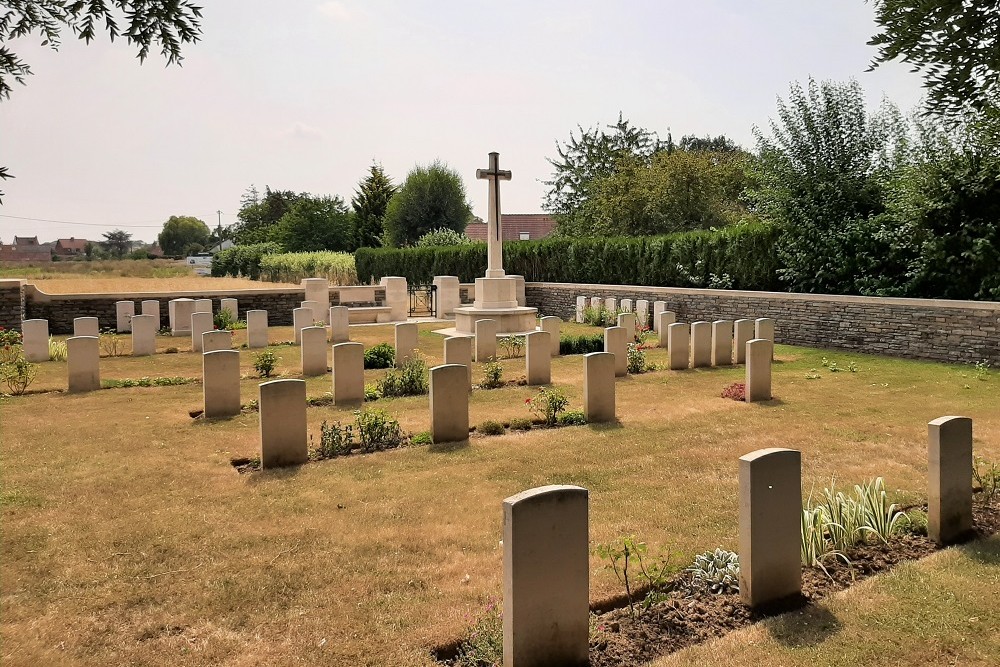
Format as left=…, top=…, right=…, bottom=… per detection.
left=658, top=317, right=774, bottom=369
left=496, top=415, right=977, bottom=664
left=113, top=299, right=163, bottom=333
left=575, top=295, right=654, bottom=329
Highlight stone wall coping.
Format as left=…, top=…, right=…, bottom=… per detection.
left=526, top=282, right=1000, bottom=312
left=24, top=284, right=306, bottom=302
left=0, top=279, right=26, bottom=287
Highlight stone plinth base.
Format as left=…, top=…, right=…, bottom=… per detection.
left=473, top=276, right=518, bottom=309
left=453, top=305, right=538, bottom=334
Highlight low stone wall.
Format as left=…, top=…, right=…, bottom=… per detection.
left=526, top=282, right=1000, bottom=365
left=0, top=280, right=25, bottom=332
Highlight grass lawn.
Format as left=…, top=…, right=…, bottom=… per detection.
left=2, top=321, right=998, bottom=666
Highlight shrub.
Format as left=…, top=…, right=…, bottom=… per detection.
left=557, top=410, right=587, bottom=426
left=410, top=431, right=432, bottom=445
left=363, top=343, right=395, bottom=369
left=0, top=353, right=37, bottom=395
left=253, top=349, right=279, bottom=378
left=478, top=420, right=505, bottom=436
left=559, top=334, right=605, bottom=355
left=626, top=342, right=648, bottom=374
left=102, top=376, right=195, bottom=388
left=377, top=355, right=428, bottom=397
left=686, top=548, right=740, bottom=595
left=214, top=308, right=239, bottom=331
left=480, top=359, right=504, bottom=389
left=259, top=251, right=357, bottom=284
left=211, top=242, right=281, bottom=279
left=508, top=417, right=532, bottom=431
left=48, top=337, right=68, bottom=361
left=582, top=305, right=616, bottom=327
left=364, top=383, right=381, bottom=402
left=0, top=326, right=23, bottom=347
left=973, top=455, right=1000, bottom=504
left=313, top=420, right=354, bottom=459
left=354, top=409, right=404, bottom=452
left=721, top=382, right=746, bottom=401
left=99, top=330, right=125, bottom=357
left=415, top=228, right=479, bottom=247
left=527, top=386, right=569, bottom=426
left=497, top=335, right=524, bottom=359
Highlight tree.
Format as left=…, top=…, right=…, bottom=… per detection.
left=382, top=162, right=472, bottom=247
left=101, top=229, right=133, bottom=258
left=868, top=1, right=1000, bottom=118
left=543, top=114, right=664, bottom=235
left=752, top=78, right=909, bottom=294
left=351, top=164, right=396, bottom=249
left=231, top=186, right=304, bottom=245
left=0, top=1, right=203, bottom=201
left=274, top=196, right=354, bottom=252
left=157, top=215, right=210, bottom=256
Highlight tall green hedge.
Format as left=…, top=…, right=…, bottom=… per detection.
left=211, top=242, right=282, bottom=279
left=354, top=222, right=782, bottom=289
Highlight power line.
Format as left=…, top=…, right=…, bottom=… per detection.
left=0, top=213, right=231, bottom=230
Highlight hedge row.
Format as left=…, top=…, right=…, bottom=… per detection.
left=259, top=251, right=357, bottom=285
left=211, top=242, right=281, bottom=279
left=354, top=222, right=782, bottom=289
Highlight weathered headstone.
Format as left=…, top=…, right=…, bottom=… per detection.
left=928, top=416, right=974, bottom=545
left=652, top=301, right=668, bottom=332
left=583, top=352, right=615, bottom=422
left=739, top=447, right=802, bottom=608
left=575, top=296, right=587, bottom=323
left=21, top=319, right=49, bottom=362
left=690, top=321, right=712, bottom=368
left=503, top=485, right=590, bottom=667
left=220, top=298, right=238, bottom=321
left=657, top=311, right=677, bottom=349
left=302, top=278, right=330, bottom=323
left=329, top=306, right=350, bottom=344
left=115, top=300, right=134, bottom=333
left=733, top=319, right=754, bottom=364
left=712, top=320, right=733, bottom=366
left=604, top=297, right=617, bottom=314
left=664, top=324, right=689, bottom=374
left=292, top=307, right=312, bottom=345
left=169, top=298, right=195, bottom=335
left=430, top=364, right=470, bottom=443
left=203, top=349, right=241, bottom=418
left=141, top=299, right=160, bottom=331
left=394, top=321, right=418, bottom=367
left=259, top=379, right=308, bottom=469
left=190, top=312, right=214, bottom=353
left=300, top=326, right=328, bottom=376
left=755, top=317, right=775, bottom=360
left=67, top=336, right=100, bottom=392
left=620, top=298, right=633, bottom=312
left=539, top=316, right=561, bottom=356
left=332, top=342, right=364, bottom=404
left=525, top=331, right=551, bottom=386
left=604, top=326, right=628, bottom=377
left=130, top=314, right=156, bottom=356
left=443, top=336, right=472, bottom=391
left=433, top=275, right=461, bottom=318
left=745, top=339, right=773, bottom=402
left=301, top=300, right=322, bottom=326
left=246, top=310, right=269, bottom=348
left=617, top=311, right=636, bottom=336
left=74, top=316, right=99, bottom=337
left=475, top=319, right=498, bottom=362
left=589, top=296, right=602, bottom=312
left=202, top=329, right=232, bottom=354
left=635, top=299, right=649, bottom=329
left=194, top=298, right=213, bottom=314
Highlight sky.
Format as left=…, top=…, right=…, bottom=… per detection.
left=1, top=0, right=928, bottom=243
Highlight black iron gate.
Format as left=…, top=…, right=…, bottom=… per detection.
left=408, top=284, right=436, bottom=317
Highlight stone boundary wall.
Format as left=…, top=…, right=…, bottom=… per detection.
left=0, top=280, right=26, bottom=332
left=526, top=282, right=1000, bottom=365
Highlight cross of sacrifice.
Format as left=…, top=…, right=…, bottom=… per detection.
left=476, top=151, right=512, bottom=242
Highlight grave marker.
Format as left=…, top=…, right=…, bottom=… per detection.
left=395, top=321, right=418, bottom=367
left=430, top=364, right=470, bottom=443
left=74, top=316, right=99, bottom=337
left=733, top=319, right=754, bottom=364
left=300, top=326, right=328, bottom=376
left=657, top=311, right=677, bottom=349
left=928, top=416, right=974, bottom=545
left=539, top=316, right=561, bottom=356
left=443, top=336, right=472, bottom=391
left=604, top=326, right=628, bottom=377
left=190, top=312, right=214, bottom=353
left=194, top=298, right=213, bottom=314
left=690, top=321, right=712, bottom=368
left=620, top=298, right=633, bottom=312
left=302, top=278, right=331, bottom=322
left=259, top=379, right=308, bottom=469
left=635, top=299, right=649, bottom=329
left=667, top=322, right=689, bottom=369
left=292, top=307, right=312, bottom=345
left=169, top=298, right=195, bottom=335
left=202, top=329, right=232, bottom=354
left=329, top=306, right=350, bottom=343
left=115, top=300, right=134, bottom=333
left=247, top=310, right=269, bottom=348
left=755, top=317, right=775, bottom=360
left=141, top=299, right=161, bottom=331
left=203, top=349, right=241, bottom=418
left=130, top=314, right=156, bottom=356
left=617, top=311, right=636, bottom=335
left=745, top=339, right=773, bottom=402
left=575, top=296, right=587, bottom=323
left=583, top=352, right=615, bottom=422
left=67, top=336, right=100, bottom=392
left=21, top=319, right=49, bottom=362
left=220, top=298, right=238, bottom=320
left=475, top=319, right=498, bottom=362
left=526, top=331, right=551, bottom=385
left=604, top=297, right=617, bottom=314
left=332, top=342, right=364, bottom=404
left=712, top=320, right=733, bottom=366
left=652, top=301, right=668, bottom=332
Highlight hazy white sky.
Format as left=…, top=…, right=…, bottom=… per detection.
left=1, top=0, right=926, bottom=243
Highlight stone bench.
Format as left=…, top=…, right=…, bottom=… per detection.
left=348, top=306, right=393, bottom=324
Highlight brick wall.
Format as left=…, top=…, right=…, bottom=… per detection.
left=0, top=280, right=25, bottom=332
left=526, top=282, right=1000, bottom=365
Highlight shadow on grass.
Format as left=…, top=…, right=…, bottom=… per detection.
left=587, top=420, right=624, bottom=432
left=428, top=438, right=471, bottom=454
left=753, top=397, right=787, bottom=407
left=764, top=602, right=842, bottom=648
left=245, top=464, right=304, bottom=484
left=958, top=534, right=1000, bottom=565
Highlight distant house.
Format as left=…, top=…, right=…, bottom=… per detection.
left=53, top=237, right=90, bottom=257
left=147, top=243, right=165, bottom=258
left=0, top=236, right=53, bottom=262
left=465, top=214, right=557, bottom=242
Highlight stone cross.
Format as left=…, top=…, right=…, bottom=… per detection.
left=476, top=151, right=512, bottom=278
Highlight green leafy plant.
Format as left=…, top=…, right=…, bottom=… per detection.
left=0, top=327, right=23, bottom=347
left=453, top=597, right=502, bottom=667
left=973, top=360, right=991, bottom=381
left=354, top=408, right=404, bottom=453
left=0, top=353, right=37, bottom=395
left=557, top=410, right=587, bottom=426
left=973, top=455, right=1000, bottom=504
left=253, top=349, right=279, bottom=378
left=364, top=343, right=395, bottom=369
left=626, top=342, right=648, bottom=374
left=478, top=420, right=505, bottom=436
left=854, top=477, right=906, bottom=543
left=364, top=383, right=381, bottom=402
left=480, top=359, right=504, bottom=389
left=507, top=417, right=532, bottom=431
left=903, top=509, right=928, bottom=536
left=594, top=536, right=671, bottom=615
left=801, top=504, right=850, bottom=574
left=48, top=337, right=67, bottom=361
left=213, top=308, right=238, bottom=331
left=582, top=305, right=616, bottom=327
left=497, top=335, right=524, bottom=359
left=99, top=330, right=125, bottom=357
left=686, top=548, right=740, bottom=595
left=526, top=386, right=569, bottom=426
left=102, top=376, right=196, bottom=388
left=559, top=333, right=605, bottom=355
left=312, top=420, right=354, bottom=460
left=410, top=431, right=432, bottom=446
left=377, top=355, right=429, bottom=397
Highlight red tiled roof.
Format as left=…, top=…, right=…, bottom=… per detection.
left=465, top=214, right=557, bottom=241
left=55, top=238, right=89, bottom=252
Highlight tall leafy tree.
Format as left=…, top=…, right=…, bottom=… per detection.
left=231, top=186, right=303, bottom=245
left=274, top=196, right=355, bottom=252
left=752, top=78, right=909, bottom=294
left=101, top=229, right=133, bottom=258
left=868, top=0, right=1000, bottom=117
left=382, top=162, right=472, bottom=247
left=157, top=215, right=210, bottom=255
left=543, top=114, right=664, bottom=235
left=351, top=164, right=396, bottom=248
left=0, top=1, right=203, bottom=201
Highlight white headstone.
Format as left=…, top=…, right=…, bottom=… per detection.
left=247, top=310, right=269, bottom=348
left=115, top=300, right=134, bottom=333
left=141, top=299, right=161, bottom=331
left=190, top=312, right=214, bottom=353
left=67, top=336, right=100, bottom=392
left=329, top=306, right=350, bottom=343
left=21, top=319, right=49, bottom=362
left=259, top=379, right=308, bottom=469
left=203, top=349, right=241, bottom=418
left=130, top=314, right=156, bottom=356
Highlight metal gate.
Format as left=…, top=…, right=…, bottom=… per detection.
left=408, top=284, right=436, bottom=317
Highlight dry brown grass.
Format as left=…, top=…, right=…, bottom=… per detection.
left=2, top=322, right=999, bottom=666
